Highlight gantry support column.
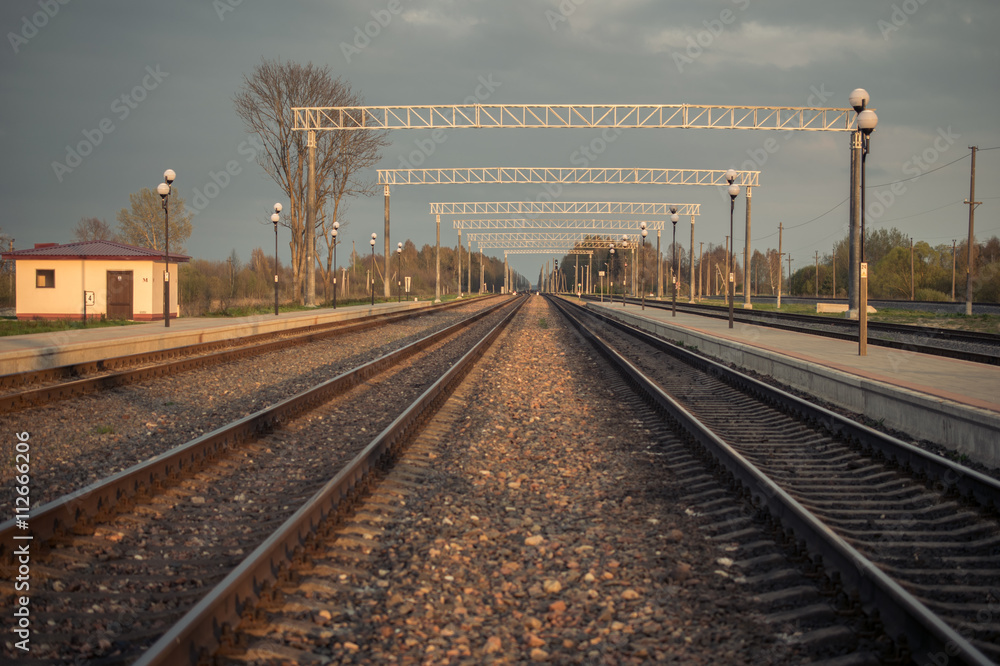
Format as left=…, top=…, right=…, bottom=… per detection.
left=435, top=214, right=441, bottom=303
left=689, top=215, right=696, bottom=303
left=467, top=239, right=472, bottom=295
left=306, top=130, right=316, bottom=306
left=457, top=229, right=463, bottom=298
left=384, top=185, right=391, bottom=299
left=743, top=187, right=752, bottom=308
left=656, top=230, right=662, bottom=298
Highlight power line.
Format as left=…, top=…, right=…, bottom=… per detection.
left=866, top=153, right=968, bottom=188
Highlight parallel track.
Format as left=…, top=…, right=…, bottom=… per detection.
left=580, top=294, right=1000, bottom=365
left=0, top=296, right=524, bottom=664
left=0, top=297, right=492, bottom=413
left=551, top=295, right=1000, bottom=665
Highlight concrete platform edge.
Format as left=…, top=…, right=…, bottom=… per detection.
left=589, top=303, right=1000, bottom=469
left=0, top=301, right=430, bottom=374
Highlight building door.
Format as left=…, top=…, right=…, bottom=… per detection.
left=106, top=271, right=133, bottom=319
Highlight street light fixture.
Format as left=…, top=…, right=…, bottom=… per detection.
left=850, top=88, right=879, bottom=355
left=272, top=203, right=282, bottom=316
left=397, top=241, right=403, bottom=302
left=331, top=221, right=339, bottom=309
left=156, top=169, right=175, bottom=328
left=640, top=221, right=648, bottom=310
left=370, top=232, right=377, bottom=306
left=670, top=209, right=679, bottom=317
left=726, top=169, right=740, bottom=329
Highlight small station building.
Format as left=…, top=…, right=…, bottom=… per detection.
left=1, top=240, right=190, bottom=321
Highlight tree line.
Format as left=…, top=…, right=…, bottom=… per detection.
left=553, top=227, right=1000, bottom=302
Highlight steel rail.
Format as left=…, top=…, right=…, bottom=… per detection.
left=549, top=296, right=995, bottom=665
left=0, top=298, right=491, bottom=412
left=134, top=295, right=527, bottom=666
left=588, top=295, right=1000, bottom=365
left=0, top=298, right=514, bottom=560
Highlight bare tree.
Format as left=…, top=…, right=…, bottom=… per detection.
left=116, top=188, right=193, bottom=254
left=234, top=59, right=388, bottom=304
left=73, top=217, right=116, bottom=242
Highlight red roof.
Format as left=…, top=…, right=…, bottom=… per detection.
left=2, top=240, right=190, bottom=262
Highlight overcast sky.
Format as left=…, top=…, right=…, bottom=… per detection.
left=1, top=0, right=998, bottom=283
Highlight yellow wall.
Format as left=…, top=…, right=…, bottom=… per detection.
left=15, top=258, right=180, bottom=320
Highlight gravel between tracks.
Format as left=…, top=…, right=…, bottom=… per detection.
left=0, top=302, right=497, bottom=506
left=291, top=295, right=792, bottom=664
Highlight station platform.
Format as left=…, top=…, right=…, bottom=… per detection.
left=0, top=299, right=433, bottom=375
left=581, top=297, right=1000, bottom=469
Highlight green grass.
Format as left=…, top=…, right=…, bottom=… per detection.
left=538, top=317, right=549, bottom=329
left=91, top=425, right=115, bottom=435
left=0, top=318, right=140, bottom=337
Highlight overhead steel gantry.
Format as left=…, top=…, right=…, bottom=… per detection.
left=454, top=219, right=666, bottom=231
left=468, top=232, right=641, bottom=244
left=293, top=104, right=857, bottom=132
left=291, top=101, right=858, bottom=306
left=380, top=167, right=757, bottom=187
left=431, top=201, right=700, bottom=216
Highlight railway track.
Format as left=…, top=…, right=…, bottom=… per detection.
left=551, top=295, right=1000, bottom=665
left=0, top=297, right=495, bottom=414
left=0, top=295, right=525, bottom=664
left=581, top=294, right=1000, bottom=365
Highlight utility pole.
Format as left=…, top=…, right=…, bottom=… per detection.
left=910, top=237, right=915, bottom=301
left=689, top=215, right=696, bottom=303
left=787, top=256, right=793, bottom=296
left=965, top=146, right=980, bottom=315
left=814, top=251, right=819, bottom=298
left=698, top=241, right=704, bottom=301
left=777, top=223, right=783, bottom=309
left=951, top=239, right=957, bottom=301
left=832, top=244, right=837, bottom=298
left=744, top=186, right=752, bottom=309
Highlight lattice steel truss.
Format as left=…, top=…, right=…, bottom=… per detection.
left=380, top=167, right=758, bottom=187
left=496, top=249, right=594, bottom=255
left=294, top=104, right=856, bottom=132
left=475, top=239, right=639, bottom=250
left=469, top=232, right=643, bottom=243
left=454, top=218, right=665, bottom=231
left=431, top=201, right=699, bottom=216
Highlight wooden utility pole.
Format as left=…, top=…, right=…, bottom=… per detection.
left=698, top=242, right=704, bottom=300
left=815, top=251, right=819, bottom=298
left=787, top=256, right=793, bottom=296
left=965, top=146, right=980, bottom=315
left=777, top=223, right=783, bottom=309
left=951, top=239, right=957, bottom=301
left=910, top=237, right=915, bottom=301
left=832, top=244, right=837, bottom=298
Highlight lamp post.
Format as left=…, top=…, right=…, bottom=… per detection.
left=849, top=88, right=879, bottom=355
left=156, top=169, right=175, bottom=327
left=396, top=241, right=402, bottom=303
left=272, top=203, right=282, bottom=316
left=726, top=169, right=740, bottom=329
left=670, top=209, right=679, bottom=317
left=331, top=221, right=339, bottom=309
left=640, top=221, right=648, bottom=310
left=609, top=247, right=615, bottom=305
left=370, top=232, right=377, bottom=306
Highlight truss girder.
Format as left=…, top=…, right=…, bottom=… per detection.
left=469, top=232, right=644, bottom=243
left=454, top=219, right=665, bottom=231
left=294, top=104, right=856, bottom=132
left=476, top=239, right=639, bottom=250
left=431, top=201, right=699, bottom=216
left=380, top=167, right=758, bottom=187
left=497, top=249, right=594, bottom=255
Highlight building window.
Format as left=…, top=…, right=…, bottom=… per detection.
left=35, top=269, right=55, bottom=288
